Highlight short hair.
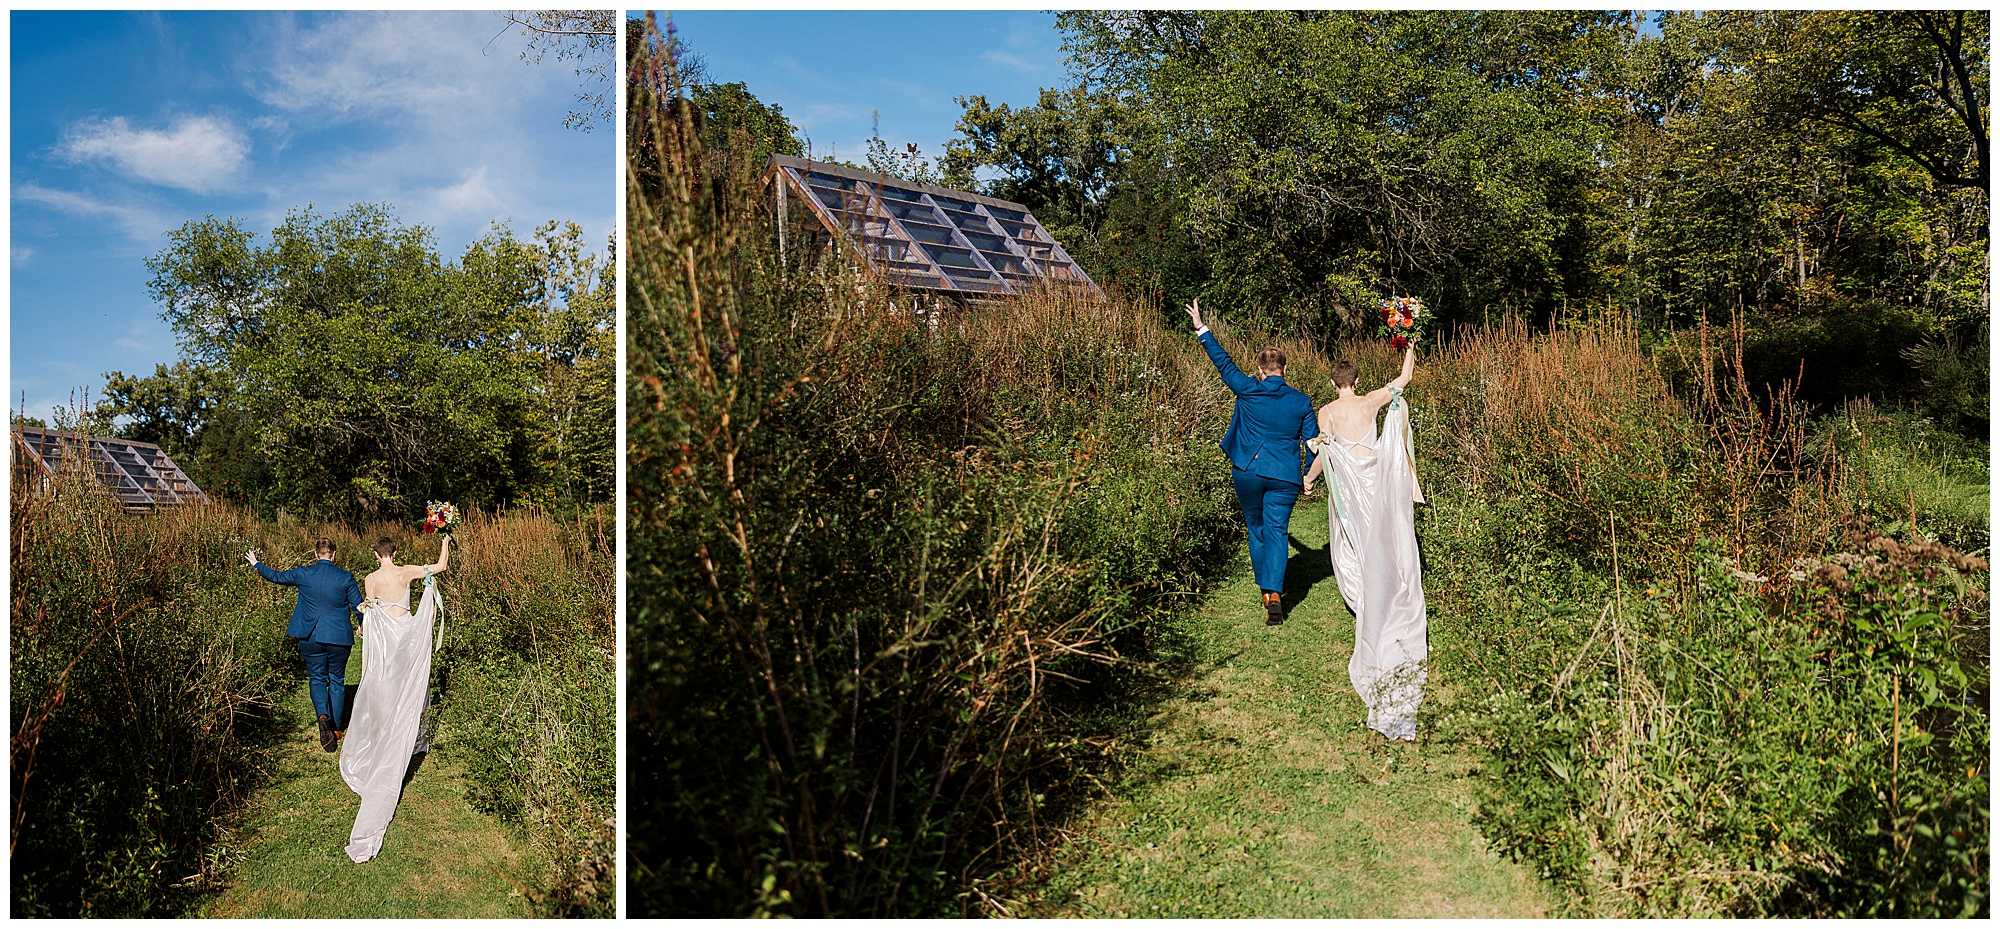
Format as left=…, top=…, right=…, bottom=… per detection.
left=314, top=537, right=336, bottom=557
left=1255, top=347, right=1287, bottom=374
left=374, top=537, right=397, bottom=558
left=1331, top=359, right=1360, bottom=389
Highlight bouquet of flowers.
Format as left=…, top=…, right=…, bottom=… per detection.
left=423, top=501, right=461, bottom=538
left=1377, top=295, right=1427, bottom=350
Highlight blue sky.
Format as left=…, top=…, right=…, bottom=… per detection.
left=659, top=10, right=1069, bottom=173
left=9, top=10, right=615, bottom=423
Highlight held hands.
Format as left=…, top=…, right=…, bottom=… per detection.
left=1184, top=297, right=1205, bottom=332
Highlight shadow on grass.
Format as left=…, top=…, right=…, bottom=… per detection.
left=1281, top=533, right=1337, bottom=615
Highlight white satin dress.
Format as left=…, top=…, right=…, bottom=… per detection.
left=1318, top=387, right=1428, bottom=741
left=339, top=578, right=438, bottom=862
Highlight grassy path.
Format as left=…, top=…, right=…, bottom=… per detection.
left=1019, top=509, right=1550, bottom=918
left=200, top=658, right=537, bottom=918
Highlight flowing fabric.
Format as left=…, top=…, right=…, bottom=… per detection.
left=340, top=584, right=436, bottom=863
left=1319, top=388, right=1428, bottom=740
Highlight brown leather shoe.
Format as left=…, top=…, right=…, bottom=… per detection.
left=318, top=715, right=337, bottom=753
left=1264, top=592, right=1285, bottom=625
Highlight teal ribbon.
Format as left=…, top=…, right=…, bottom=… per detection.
left=1322, top=445, right=1347, bottom=521
left=1389, top=387, right=1423, bottom=501
left=424, top=566, right=444, bottom=652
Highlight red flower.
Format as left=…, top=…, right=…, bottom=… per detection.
left=1392, top=335, right=1410, bottom=349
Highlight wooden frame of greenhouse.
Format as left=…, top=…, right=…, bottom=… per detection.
left=11, top=425, right=209, bottom=512
left=763, top=154, right=1103, bottom=300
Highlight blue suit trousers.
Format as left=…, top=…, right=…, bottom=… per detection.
left=1233, top=466, right=1301, bottom=595
left=300, top=640, right=352, bottom=729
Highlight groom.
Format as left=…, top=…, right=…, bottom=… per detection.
left=246, top=537, right=363, bottom=753
left=1187, top=299, right=1320, bottom=625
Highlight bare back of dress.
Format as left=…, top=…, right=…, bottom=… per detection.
left=339, top=579, right=437, bottom=862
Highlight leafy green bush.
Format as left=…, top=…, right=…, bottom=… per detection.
left=624, top=65, right=1239, bottom=915
left=10, top=447, right=294, bottom=917
left=1824, top=402, right=1990, bottom=554
left=1395, top=318, right=1989, bottom=916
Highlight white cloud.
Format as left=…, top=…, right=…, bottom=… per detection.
left=981, top=16, right=1060, bottom=76
left=774, top=55, right=834, bottom=90
left=57, top=115, right=250, bottom=193
left=248, top=12, right=495, bottom=122
left=425, top=165, right=507, bottom=226
left=230, top=11, right=610, bottom=249
left=12, top=184, right=178, bottom=245
left=979, top=49, right=1036, bottom=73
left=12, top=245, right=33, bottom=265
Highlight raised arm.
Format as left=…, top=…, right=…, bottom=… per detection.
left=251, top=559, right=300, bottom=586
left=1387, top=343, right=1415, bottom=390
left=1363, top=344, right=1417, bottom=405
left=426, top=535, right=451, bottom=576
left=1187, top=298, right=1257, bottom=395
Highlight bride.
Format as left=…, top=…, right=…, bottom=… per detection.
left=1303, top=343, right=1427, bottom=741
left=342, top=533, right=450, bottom=862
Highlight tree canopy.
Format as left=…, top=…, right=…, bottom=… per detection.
left=100, top=204, right=614, bottom=521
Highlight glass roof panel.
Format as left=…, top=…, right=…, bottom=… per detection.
left=917, top=243, right=991, bottom=273
left=959, top=229, right=1009, bottom=253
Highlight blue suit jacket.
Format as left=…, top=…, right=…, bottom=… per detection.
left=256, top=559, right=362, bottom=646
left=1199, top=330, right=1320, bottom=484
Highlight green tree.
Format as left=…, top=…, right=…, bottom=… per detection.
left=114, top=203, right=612, bottom=520
left=1728, top=10, right=1988, bottom=193
left=1031, top=10, right=1629, bottom=334
left=520, top=221, right=616, bottom=506
left=1600, top=12, right=1987, bottom=420
left=694, top=81, right=804, bottom=172
left=97, top=361, right=227, bottom=464
left=945, top=86, right=1202, bottom=307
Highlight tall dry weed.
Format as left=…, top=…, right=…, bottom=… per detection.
left=11, top=433, right=291, bottom=916
left=624, top=22, right=1238, bottom=916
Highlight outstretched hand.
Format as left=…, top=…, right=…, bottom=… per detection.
left=1184, top=297, right=1205, bottom=332
left=243, top=550, right=259, bottom=567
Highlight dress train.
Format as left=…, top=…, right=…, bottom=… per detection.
left=1319, top=388, right=1428, bottom=740
left=339, top=584, right=436, bottom=862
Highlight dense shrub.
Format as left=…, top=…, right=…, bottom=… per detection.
left=1391, top=317, right=1990, bottom=916
left=624, top=74, right=1239, bottom=915
left=430, top=506, right=618, bottom=917
left=11, top=447, right=295, bottom=916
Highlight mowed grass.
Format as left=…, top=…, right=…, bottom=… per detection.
left=1020, top=510, right=1551, bottom=918
left=200, top=653, right=538, bottom=918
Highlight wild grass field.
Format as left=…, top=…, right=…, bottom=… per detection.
left=8, top=447, right=615, bottom=918
left=627, top=49, right=1988, bottom=916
